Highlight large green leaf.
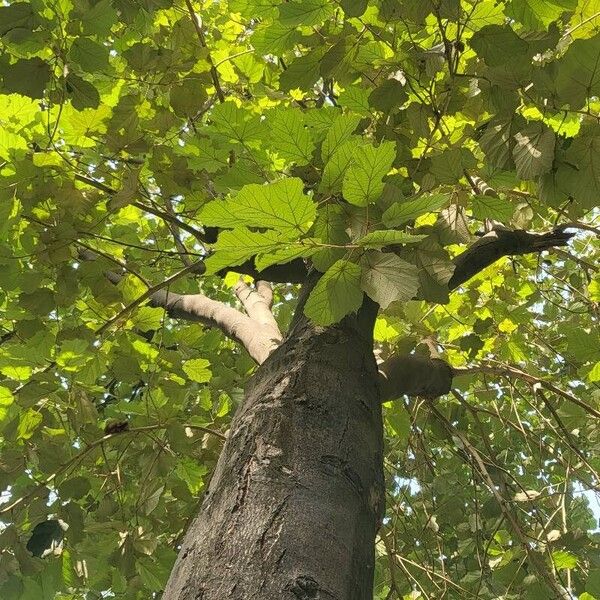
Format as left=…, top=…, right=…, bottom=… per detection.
left=512, top=123, right=555, bottom=180
left=342, top=141, right=396, bottom=206
left=269, top=108, right=315, bottom=165
left=321, top=113, right=362, bottom=162
left=471, top=196, right=514, bottom=223
left=204, top=228, right=283, bottom=274
left=304, top=260, right=363, bottom=325
left=278, top=0, right=334, bottom=26
left=200, top=178, right=316, bottom=234
left=360, top=251, right=420, bottom=309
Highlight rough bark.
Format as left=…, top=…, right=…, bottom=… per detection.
left=163, top=287, right=385, bottom=600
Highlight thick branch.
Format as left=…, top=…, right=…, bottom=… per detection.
left=378, top=355, right=454, bottom=400
left=152, top=290, right=279, bottom=364
left=78, top=248, right=278, bottom=364
left=449, top=228, right=574, bottom=290
left=233, top=279, right=282, bottom=342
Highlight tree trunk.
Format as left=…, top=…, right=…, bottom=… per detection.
left=163, top=291, right=384, bottom=599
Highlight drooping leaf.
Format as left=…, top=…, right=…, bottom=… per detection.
left=360, top=251, right=420, bottom=309
left=512, top=123, right=555, bottom=180
left=357, top=230, right=427, bottom=248
left=304, top=260, right=363, bottom=325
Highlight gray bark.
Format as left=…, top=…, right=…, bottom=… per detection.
left=163, top=287, right=385, bottom=600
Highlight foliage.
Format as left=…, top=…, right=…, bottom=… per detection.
left=0, top=0, right=599, bottom=598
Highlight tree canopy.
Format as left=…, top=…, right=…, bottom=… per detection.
left=0, top=0, right=599, bottom=598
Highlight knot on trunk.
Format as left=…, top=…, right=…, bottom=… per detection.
left=289, top=575, right=321, bottom=599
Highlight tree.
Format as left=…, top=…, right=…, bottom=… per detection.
left=0, top=0, right=599, bottom=598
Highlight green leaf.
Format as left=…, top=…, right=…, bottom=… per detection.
left=81, top=0, right=117, bottom=35
left=169, top=77, right=209, bottom=117
left=566, top=124, right=600, bottom=208
left=200, top=178, right=316, bottom=234
left=588, top=362, right=600, bottom=383
left=0, top=130, right=27, bottom=160
left=319, top=139, right=358, bottom=194
left=564, top=328, right=600, bottom=362
left=312, top=204, right=350, bottom=271
left=254, top=241, right=319, bottom=271
left=368, top=78, right=407, bottom=113
left=471, top=196, right=514, bottom=222
left=470, top=24, right=529, bottom=67
left=340, top=0, right=368, bottom=17
left=0, top=2, right=34, bottom=36
left=555, top=33, right=600, bottom=109
left=118, top=273, right=146, bottom=303
left=507, top=0, right=577, bottom=29
left=17, top=408, right=43, bottom=440
left=58, top=476, right=92, bottom=500
left=252, top=24, right=297, bottom=54
left=208, top=101, right=264, bottom=144
left=304, top=260, right=363, bottom=325
left=360, top=251, right=420, bottom=309
left=586, top=569, right=600, bottom=597
left=132, top=307, right=165, bottom=332
left=182, top=358, right=212, bottom=383
left=551, top=550, right=578, bottom=570
left=278, top=0, right=334, bottom=26
left=512, top=123, right=555, bottom=180
left=136, top=559, right=165, bottom=592
left=175, top=457, right=207, bottom=494
left=204, top=228, right=283, bottom=274
left=342, top=141, right=396, bottom=206
left=383, top=194, right=448, bottom=227
left=430, top=148, right=476, bottom=184
left=0, top=386, right=14, bottom=422
left=0, top=57, right=51, bottom=98
left=69, top=37, right=110, bottom=72
left=357, top=230, right=427, bottom=248
left=321, top=113, right=362, bottom=162
left=66, top=73, right=101, bottom=110
left=338, top=86, right=371, bottom=114
left=279, top=48, right=324, bottom=92
left=386, top=403, right=410, bottom=438
left=269, top=108, right=315, bottom=165
left=479, top=119, right=517, bottom=170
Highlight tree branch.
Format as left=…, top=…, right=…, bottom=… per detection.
left=184, top=0, right=225, bottom=103
left=378, top=355, right=454, bottom=401
left=454, top=362, right=600, bottom=420
left=233, top=278, right=282, bottom=342
left=448, top=228, right=574, bottom=290
left=152, top=289, right=280, bottom=364
left=0, top=423, right=226, bottom=516
left=78, top=248, right=279, bottom=364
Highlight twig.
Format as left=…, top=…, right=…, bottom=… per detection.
left=184, top=0, right=225, bottom=102
left=453, top=362, right=600, bottom=420
left=0, top=423, right=226, bottom=515
left=96, top=260, right=205, bottom=335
